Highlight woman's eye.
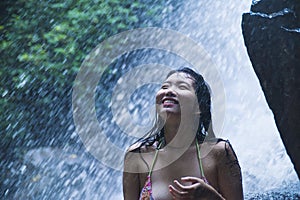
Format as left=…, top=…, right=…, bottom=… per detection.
left=179, top=85, right=188, bottom=89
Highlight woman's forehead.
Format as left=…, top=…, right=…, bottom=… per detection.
left=164, top=72, right=195, bottom=84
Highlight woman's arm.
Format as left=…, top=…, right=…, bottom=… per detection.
left=216, top=141, right=243, bottom=200
left=123, top=151, right=140, bottom=200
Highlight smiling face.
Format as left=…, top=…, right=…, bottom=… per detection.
left=156, top=72, right=199, bottom=120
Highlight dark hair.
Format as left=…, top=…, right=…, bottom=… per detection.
left=134, top=67, right=212, bottom=149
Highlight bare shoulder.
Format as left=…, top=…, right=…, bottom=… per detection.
left=124, top=142, right=156, bottom=164
left=210, top=139, right=242, bottom=175
left=213, top=140, right=230, bottom=153
left=124, top=143, right=156, bottom=174
left=205, top=139, right=238, bottom=161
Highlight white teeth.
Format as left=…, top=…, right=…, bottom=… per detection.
left=164, top=100, right=176, bottom=104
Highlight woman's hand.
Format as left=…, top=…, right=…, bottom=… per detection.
left=169, top=176, right=225, bottom=200
left=169, top=176, right=209, bottom=199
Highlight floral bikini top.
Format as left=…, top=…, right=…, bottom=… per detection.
left=139, top=141, right=208, bottom=200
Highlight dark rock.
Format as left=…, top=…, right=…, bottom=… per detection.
left=251, top=0, right=300, bottom=18
left=242, top=0, right=300, bottom=178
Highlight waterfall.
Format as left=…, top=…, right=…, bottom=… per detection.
left=3, top=1, right=299, bottom=199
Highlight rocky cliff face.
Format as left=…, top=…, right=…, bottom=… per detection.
left=242, top=0, right=300, bottom=178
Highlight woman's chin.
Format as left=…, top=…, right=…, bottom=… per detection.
left=158, top=109, right=181, bottom=122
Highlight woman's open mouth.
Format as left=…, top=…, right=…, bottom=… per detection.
left=162, top=98, right=179, bottom=107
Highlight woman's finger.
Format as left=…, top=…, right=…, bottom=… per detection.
left=174, top=179, right=200, bottom=191
left=169, top=184, right=189, bottom=199
left=181, top=176, right=202, bottom=184
left=174, top=180, right=188, bottom=190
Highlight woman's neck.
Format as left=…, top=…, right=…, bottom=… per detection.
left=163, top=120, right=198, bottom=148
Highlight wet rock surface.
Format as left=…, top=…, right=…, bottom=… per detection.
left=242, top=0, right=300, bottom=179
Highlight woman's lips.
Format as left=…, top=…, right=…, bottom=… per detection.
left=161, top=98, right=179, bottom=107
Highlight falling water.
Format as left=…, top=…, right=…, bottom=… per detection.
left=2, top=0, right=299, bottom=200
left=165, top=0, right=300, bottom=198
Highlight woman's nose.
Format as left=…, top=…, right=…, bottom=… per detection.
left=165, top=88, right=176, bottom=97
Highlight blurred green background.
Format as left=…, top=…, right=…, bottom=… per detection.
left=0, top=0, right=171, bottom=157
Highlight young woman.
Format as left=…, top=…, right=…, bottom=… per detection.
left=123, top=67, right=243, bottom=200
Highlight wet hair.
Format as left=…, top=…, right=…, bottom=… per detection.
left=133, top=67, right=212, bottom=149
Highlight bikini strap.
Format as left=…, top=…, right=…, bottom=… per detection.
left=148, top=141, right=205, bottom=178
left=196, top=140, right=205, bottom=178
left=148, top=142, right=162, bottom=177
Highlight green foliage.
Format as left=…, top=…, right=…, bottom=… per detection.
left=0, top=0, right=168, bottom=149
